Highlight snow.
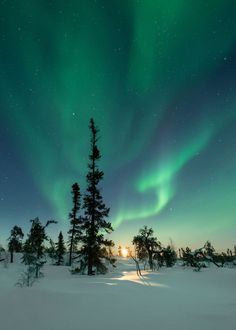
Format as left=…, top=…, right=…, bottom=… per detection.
left=0, top=258, right=235, bottom=330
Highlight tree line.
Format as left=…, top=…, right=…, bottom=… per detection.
left=0, top=118, right=114, bottom=282
left=131, top=226, right=236, bottom=273
left=2, top=220, right=235, bottom=284
left=0, top=118, right=235, bottom=285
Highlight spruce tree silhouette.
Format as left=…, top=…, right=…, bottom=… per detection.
left=68, top=183, right=82, bottom=266
left=79, top=118, right=114, bottom=275
left=22, top=218, right=56, bottom=278
left=8, top=225, right=24, bottom=263
left=56, top=231, right=66, bottom=265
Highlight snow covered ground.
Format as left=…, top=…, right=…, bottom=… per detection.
left=0, top=258, right=235, bottom=330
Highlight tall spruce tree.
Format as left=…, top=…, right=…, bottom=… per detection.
left=68, top=183, right=82, bottom=266
left=56, top=231, right=66, bottom=265
left=79, top=118, right=114, bottom=275
left=8, top=225, right=24, bottom=263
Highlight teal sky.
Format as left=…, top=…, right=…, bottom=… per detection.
left=0, top=1, right=236, bottom=250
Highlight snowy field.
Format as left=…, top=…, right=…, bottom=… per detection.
left=0, top=259, right=235, bottom=330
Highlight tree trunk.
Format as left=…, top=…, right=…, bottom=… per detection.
left=35, top=265, right=39, bottom=278
left=68, top=226, right=75, bottom=267
left=131, top=255, right=142, bottom=276
left=87, top=249, right=93, bottom=275
left=87, top=132, right=96, bottom=276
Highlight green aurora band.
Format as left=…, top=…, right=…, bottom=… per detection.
left=1, top=1, right=236, bottom=245
left=112, top=119, right=224, bottom=228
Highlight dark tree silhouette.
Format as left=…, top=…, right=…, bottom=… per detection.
left=133, top=226, right=161, bottom=270
left=202, top=241, right=228, bottom=267
left=0, top=244, right=5, bottom=262
left=130, top=254, right=142, bottom=277
left=204, top=241, right=215, bottom=257
left=161, top=245, right=177, bottom=267
left=181, top=247, right=207, bottom=271
left=56, top=231, right=66, bottom=265
left=8, top=225, right=24, bottom=263
left=22, top=218, right=57, bottom=278
left=78, top=118, right=114, bottom=275
left=68, top=183, right=82, bottom=266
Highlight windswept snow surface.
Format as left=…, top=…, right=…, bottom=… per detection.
left=0, top=258, right=235, bottom=330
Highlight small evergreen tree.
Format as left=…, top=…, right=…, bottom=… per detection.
left=68, top=183, right=82, bottom=266
left=8, top=226, right=24, bottom=263
left=181, top=247, right=192, bottom=266
left=78, top=118, right=114, bottom=275
left=204, top=241, right=215, bottom=257
left=22, top=218, right=57, bottom=278
left=161, top=245, right=177, bottom=267
left=16, top=265, right=37, bottom=287
left=55, top=231, right=66, bottom=265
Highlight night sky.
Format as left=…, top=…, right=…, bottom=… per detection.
left=0, top=1, right=236, bottom=249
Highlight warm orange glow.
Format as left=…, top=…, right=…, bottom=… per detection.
left=121, top=248, right=128, bottom=258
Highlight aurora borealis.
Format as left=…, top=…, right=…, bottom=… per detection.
left=0, top=1, right=236, bottom=249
